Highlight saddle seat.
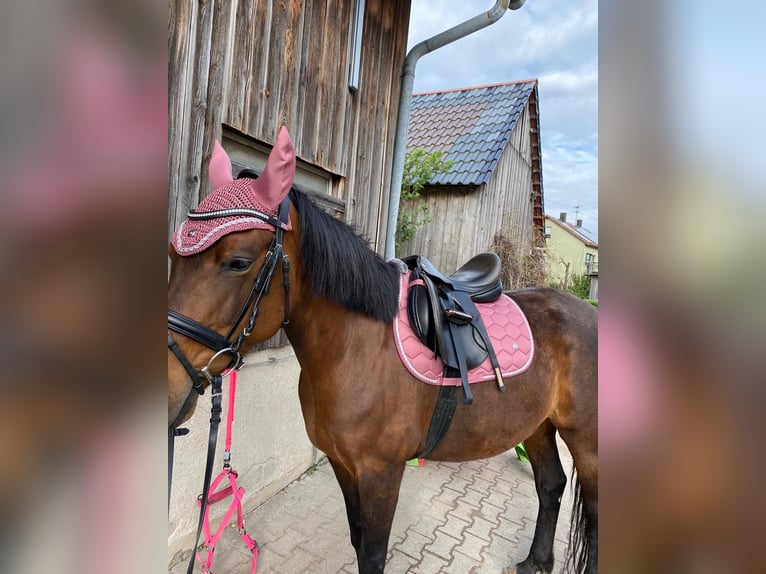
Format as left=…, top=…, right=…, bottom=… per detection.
left=412, top=252, right=503, bottom=303
left=402, top=253, right=505, bottom=405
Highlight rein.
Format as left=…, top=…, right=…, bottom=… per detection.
left=168, top=197, right=291, bottom=574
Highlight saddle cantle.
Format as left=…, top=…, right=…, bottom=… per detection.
left=402, top=254, right=505, bottom=405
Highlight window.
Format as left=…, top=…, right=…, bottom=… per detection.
left=348, top=0, right=365, bottom=90
left=584, top=252, right=595, bottom=273
left=222, top=130, right=344, bottom=214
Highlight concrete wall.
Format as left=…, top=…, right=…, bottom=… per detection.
left=168, top=344, right=315, bottom=563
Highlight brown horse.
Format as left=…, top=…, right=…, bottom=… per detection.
left=168, top=135, right=597, bottom=573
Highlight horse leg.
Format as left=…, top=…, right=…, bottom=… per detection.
left=508, top=420, right=567, bottom=574
left=330, top=457, right=405, bottom=574
left=558, top=427, right=598, bottom=574
left=329, top=458, right=363, bottom=553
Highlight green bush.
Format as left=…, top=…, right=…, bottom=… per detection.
left=565, top=273, right=591, bottom=300
left=395, top=148, right=453, bottom=249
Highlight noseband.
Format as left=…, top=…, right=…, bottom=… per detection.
left=167, top=197, right=292, bottom=395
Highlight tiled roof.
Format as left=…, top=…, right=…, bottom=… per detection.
left=407, top=80, right=537, bottom=186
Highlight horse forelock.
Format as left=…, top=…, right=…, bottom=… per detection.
left=289, top=189, right=399, bottom=323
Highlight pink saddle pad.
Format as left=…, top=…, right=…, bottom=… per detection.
left=393, top=271, right=534, bottom=386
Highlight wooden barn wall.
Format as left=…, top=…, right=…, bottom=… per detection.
left=169, top=0, right=412, bottom=252
left=397, top=102, right=535, bottom=273
left=484, top=101, right=535, bottom=252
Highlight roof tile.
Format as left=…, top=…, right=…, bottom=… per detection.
left=408, top=81, right=537, bottom=186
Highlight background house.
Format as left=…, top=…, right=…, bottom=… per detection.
left=397, top=80, right=545, bottom=279
left=544, top=212, right=599, bottom=294
left=168, top=0, right=414, bottom=554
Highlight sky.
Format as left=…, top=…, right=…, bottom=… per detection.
left=407, top=0, right=598, bottom=237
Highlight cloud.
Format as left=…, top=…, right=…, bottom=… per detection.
left=539, top=67, right=598, bottom=94
left=541, top=143, right=598, bottom=233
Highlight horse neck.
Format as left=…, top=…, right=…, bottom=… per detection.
left=282, top=287, right=379, bottom=375
left=284, top=289, right=344, bottom=359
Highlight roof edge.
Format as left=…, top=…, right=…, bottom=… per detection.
left=545, top=215, right=598, bottom=248
left=413, top=78, right=538, bottom=97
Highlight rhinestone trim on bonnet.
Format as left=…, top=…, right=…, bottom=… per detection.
left=171, top=127, right=296, bottom=256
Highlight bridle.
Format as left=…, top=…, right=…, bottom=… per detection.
left=167, top=196, right=291, bottom=574
left=167, top=196, right=292, bottom=396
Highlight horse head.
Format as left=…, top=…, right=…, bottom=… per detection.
left=167, top=127, right=300, bottom=427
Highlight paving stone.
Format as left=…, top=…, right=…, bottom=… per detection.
left=454, top=531, right=488, bottom=562
left=436, top=514, right=469, bottom=540
left=467, top=475, right=495, bottom=496
left=458, top=486, right=485, bottom=508
left=394, top=528, right=433, bottom=560
left=474, top=549, right=514, bottom=574
left=410, top=511, right=447, bottom=540
left=443, top=474, right=471, bottom=494
left=466, top=515, right=497, bottom=542
left=385, top=549, right=418, bottom=572
left=477, top=497, right=504, bottom=524
left=424, top=529, right=461, bottom=561
left=447, top=547, right=482, bottom=573
left=414, top=550, right=449, bottom=573
left=449, top=499, right=480, bottom=523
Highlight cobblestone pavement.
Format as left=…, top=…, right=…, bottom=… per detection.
left=170, top=440, right=575, bottom=573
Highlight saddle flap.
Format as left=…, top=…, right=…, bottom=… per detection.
left=406, top=280, right=434, bottom=350
left=438, top=290, right=488, bottom=371
left=406, top=273, right=489, bottom=373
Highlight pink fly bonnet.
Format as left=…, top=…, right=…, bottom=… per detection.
left=172, top=126, right=295, bottom=256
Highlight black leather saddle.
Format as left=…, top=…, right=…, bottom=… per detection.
left=402, top=253, right=506, bottom=405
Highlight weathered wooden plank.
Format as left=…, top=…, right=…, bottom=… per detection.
left=372, top=0, right=411, bottom=252
left=315, top=0, right=344, bottom=170
left=351, top=0, right=385, bottom=237
left=327, top=1, right=352, bottom=173
left=169, top=0, right=194, bottom=234
left=177, top=0, right=216, bottom=233
left=200, top=0, right=237, bottom=197
left=292, top=0, right=313, bottom=153
left=226, top=0, right=255, bottom=130
left=301, top=0, right=328, bottom=164
left=275, top=0, right=303, bottom=135
left=244, top=0, right=273, bottom=140
left=262, top=0, right=287, bottom=139
left=361, top=0, right=388, bottom=244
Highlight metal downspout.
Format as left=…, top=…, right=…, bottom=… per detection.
left=384, top=0, right=526, bottom=259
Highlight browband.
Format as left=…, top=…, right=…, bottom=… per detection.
left=187, top=207, right=287, bottom=230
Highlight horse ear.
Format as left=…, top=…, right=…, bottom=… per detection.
left=209, top=140, right=234, bottom=189
left=250, top=126, right=295, bottom=209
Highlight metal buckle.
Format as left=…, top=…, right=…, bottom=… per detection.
left=200, top=347, right=241, bottom=384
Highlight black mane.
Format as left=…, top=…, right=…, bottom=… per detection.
left=289, top=189, right=400, bottom=323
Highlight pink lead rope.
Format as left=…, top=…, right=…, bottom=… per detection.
left=194, top=370, right=259, bottom=574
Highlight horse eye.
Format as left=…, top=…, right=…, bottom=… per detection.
left=223, top=258, right=253, bottom=272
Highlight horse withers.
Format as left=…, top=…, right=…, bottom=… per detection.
left=168, top=128, right=598, bottom=573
